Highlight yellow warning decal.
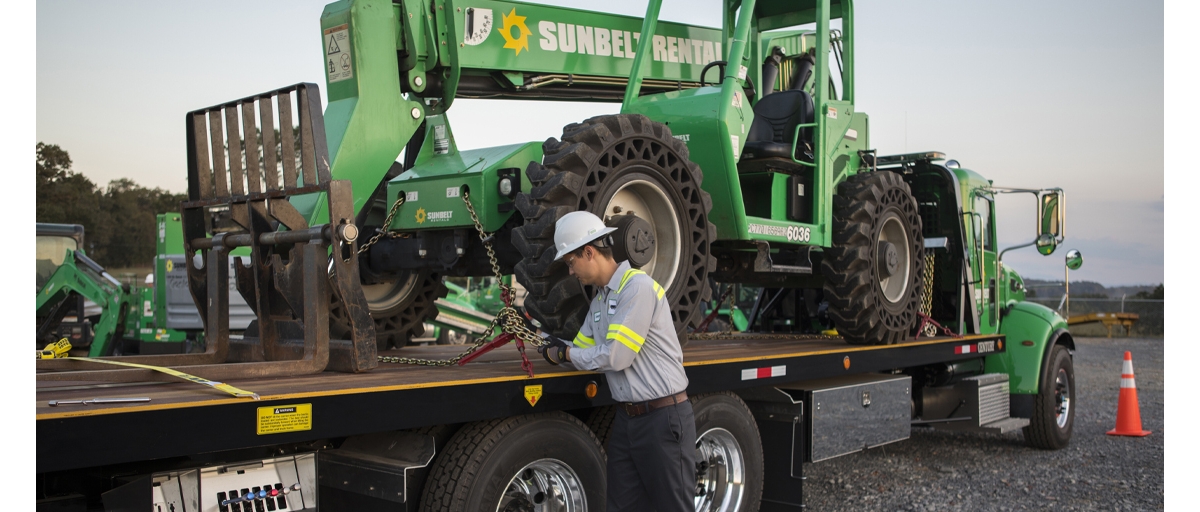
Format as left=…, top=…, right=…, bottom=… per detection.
left=524, top=385, right=543, bottom=407
left=257, top=404, right=313, bottom=435
left=165, top=259, right=173, bottom=272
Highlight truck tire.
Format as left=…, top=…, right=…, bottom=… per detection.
left=585, top=405, right=618, bottom=450
left=418, top=412, right=606, bottom=512
left=820, top=171, right=925, bottom=345
left=330, top=270, right=447, bottom=351
left=1024, top=344, right=1075, bottom=449
left=513, top=114, right=716, bottom=342
left=692, top=392, right=764, bottom=512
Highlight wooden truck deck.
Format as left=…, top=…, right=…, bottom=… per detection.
left=37, top=333, right=1005, bottom=472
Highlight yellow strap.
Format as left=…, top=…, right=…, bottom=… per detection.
left=653, top=282, right=666, bottom=300
left=608, top=324, right=646, bottom=345
left=71, top=358, right=260, bottom=400
left=573, top=333, right=595, bottom=348
left=40, top=338, right=73, bottom=359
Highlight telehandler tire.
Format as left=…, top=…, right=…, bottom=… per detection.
left=820, top=170, right=925, bottom=345
left=330, top=270, right=447, bottom=350
left=513, top=114, right=716, bottom=342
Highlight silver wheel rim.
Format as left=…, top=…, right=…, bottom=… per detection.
left=694, top=428, right=746, bottom=512
left=877, top=215, right=911, bottom=303
left=1054, top=367, right=1071, bottom=428
left=496, top=458, right=587, bottom=512
left=360, top=271, right=420, bottom=313
left=603, top=177, right=681, bottom=291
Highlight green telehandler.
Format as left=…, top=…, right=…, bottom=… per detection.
left=144, top=0, right=1074, bottom=392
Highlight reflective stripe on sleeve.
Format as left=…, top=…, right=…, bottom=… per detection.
left=609, top=331, right=642, bottom=353
left=608, top=324, right=646, bottom=345
left=574, top=333, right=595, bottom=348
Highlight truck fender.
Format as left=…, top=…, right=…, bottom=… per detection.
left=985, top=301, right=1070, bottom=399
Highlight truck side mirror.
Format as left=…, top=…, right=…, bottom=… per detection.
left=1065, top=249, right=1083, bottom=270
left=1036, top=191, right=1063, bottom=255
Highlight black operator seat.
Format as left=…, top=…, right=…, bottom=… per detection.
left=739, top=90, right=815, bottom=174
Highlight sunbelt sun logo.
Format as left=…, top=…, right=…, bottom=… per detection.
left=500, top=9, right=532, bottom=55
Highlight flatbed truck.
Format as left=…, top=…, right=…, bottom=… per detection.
left=37, top=329, right=1071, bottom=512
left=36, top=0, right=1082, bottom=510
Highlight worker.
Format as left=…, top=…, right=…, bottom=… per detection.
left=538, top=210, right=696, bottom=512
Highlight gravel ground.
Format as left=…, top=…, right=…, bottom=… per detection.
left=802, top=337, right=1164, bottom=511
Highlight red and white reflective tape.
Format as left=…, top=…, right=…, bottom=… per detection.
left=954, top=344, right=976, bottom=354
left=1121, top=358, right=1137, bottom=388
left=741, top=365, right=786, bottom=380
left=1118, top=357, right=1137, bottom=388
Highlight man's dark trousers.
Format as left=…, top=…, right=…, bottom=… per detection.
left=605, top=400, right=698, bottom=512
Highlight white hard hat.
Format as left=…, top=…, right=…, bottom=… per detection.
left=553, top=211, right=617, bottom=260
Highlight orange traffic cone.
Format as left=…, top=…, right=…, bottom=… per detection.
left=1107, top=351, right=1151, bottom=437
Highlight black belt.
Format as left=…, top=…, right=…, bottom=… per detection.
left=621, top=391, right=688, bottom=417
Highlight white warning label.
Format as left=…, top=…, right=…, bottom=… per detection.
left=324, top=24, right=353, bottom=83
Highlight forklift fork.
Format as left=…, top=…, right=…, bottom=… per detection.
left=37, top=83, right=377, bottom=383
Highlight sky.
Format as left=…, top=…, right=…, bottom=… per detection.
left=15, top=1, right=1195, bottom=503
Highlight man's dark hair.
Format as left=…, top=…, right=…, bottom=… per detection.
left=571, top=239, right=614, bottom=260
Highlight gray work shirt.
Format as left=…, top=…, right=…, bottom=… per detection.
left=565, top=261, right=688, bottom=403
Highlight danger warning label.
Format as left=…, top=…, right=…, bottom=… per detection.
left=324, top=24, right=353, bottom=83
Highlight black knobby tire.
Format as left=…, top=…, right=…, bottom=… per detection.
left=820, top=171, right=925, bottom=345
left=330, top=271, right=447, bottom=351
left=513, top=114, right=716, bottom=341
left=418, top=412, right=607, bottom=512
left=692, top=392, right=764, bottom=512
left=1024, top=344, right=1075, bottom=449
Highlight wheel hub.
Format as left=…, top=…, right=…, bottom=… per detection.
left=876, top=215, right=912, bottom=303
left=878, top=242, right=899, bottom=277
left=1054, top=368, right=1071, bottom=428
left=694, top=428, right=745, bottom=512
left=497, top=459, right=586, bottom=512
left=604, top=177, right=680, bottom=291
left=607, top=214, right=656, bottom=269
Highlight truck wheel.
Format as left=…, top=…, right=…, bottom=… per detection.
left=418, top=412, right=606, bottom=512
left=1024, top=344, right=1075, bottom=449
left=513, top=114, right=716, bottom=342
left=330, top=271, right=447, bottom=350
left=692, top=392, right=764, bottom=512
left=820, top=171, right=925, bottom=345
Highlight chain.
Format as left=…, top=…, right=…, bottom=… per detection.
left=722, top=285, right=735, bottom=334
left=459, top=189, right=544, bottom=347
left=920, top=252, right=937, bottom=337
left=379, top=189, right=544, bottom=367
left=357, top=195, right=406, bottom=255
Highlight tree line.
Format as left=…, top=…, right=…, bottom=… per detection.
left=36, top=142, right=187, bottom=269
